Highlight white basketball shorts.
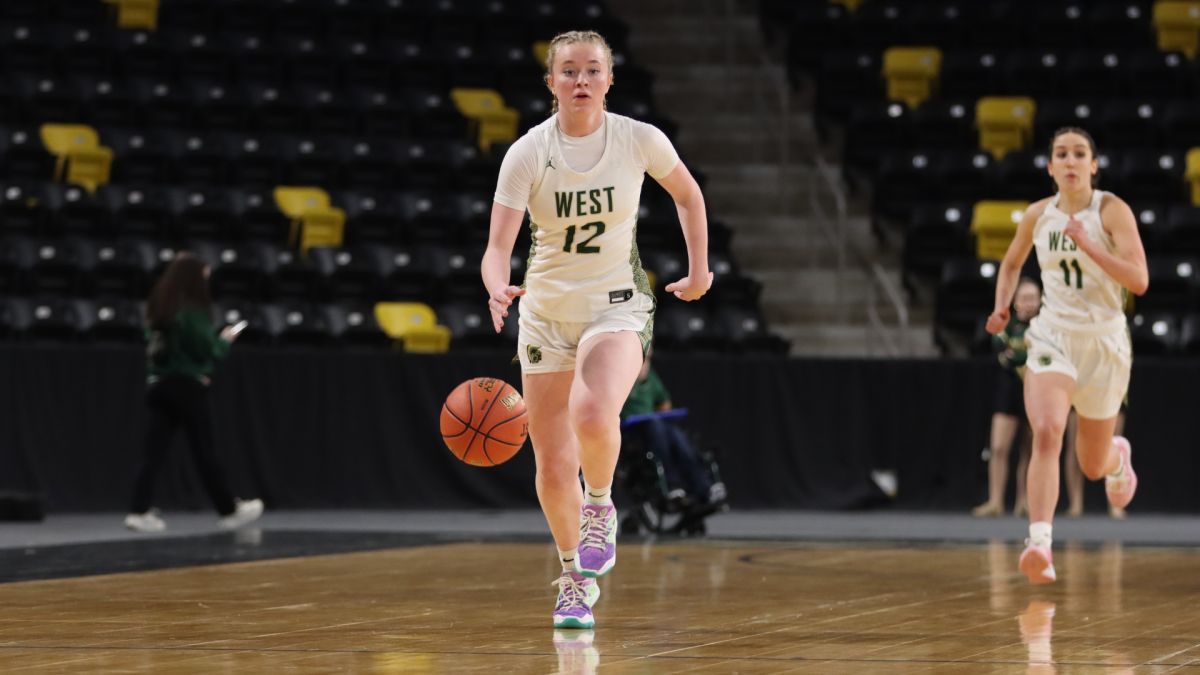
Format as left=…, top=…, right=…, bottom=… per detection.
left=1024, top=315, right=1131, bottom=419
left=516, top=299, right=654, bottom=374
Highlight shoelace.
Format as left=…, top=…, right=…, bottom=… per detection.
left=580, top=509, right=614, bottom=550
left=551, top=575, right=586, bottom=610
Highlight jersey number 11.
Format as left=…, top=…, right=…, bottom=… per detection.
left=1059, top=258, right=1083, bottom=289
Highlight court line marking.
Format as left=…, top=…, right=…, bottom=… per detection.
left=2, top=644, right=1200, bottom=667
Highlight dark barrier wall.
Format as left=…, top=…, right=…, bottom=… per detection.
left=0, top=346, right=1193, bottom=513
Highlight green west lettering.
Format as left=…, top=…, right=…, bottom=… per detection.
left=576, top=191, right=587, bottom=217
left=555, top=192, right=573, bottom=218
left=589, top=189, right=602, bottom=214
left=603, top=187, right=615, bottom=212
left=1048, top=231, right=1059, bottom=251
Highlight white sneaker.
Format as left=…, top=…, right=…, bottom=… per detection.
left=218, top=499, right=263, bottom=530
left=124, top=510, right=166, bottom=532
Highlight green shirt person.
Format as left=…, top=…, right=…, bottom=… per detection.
left=146, top=306, right=232, bottom=383
left=992, top=277, right=1042, bottom=376
left=620, top=352, right=671, bottom=420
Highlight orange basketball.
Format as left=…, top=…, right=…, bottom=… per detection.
left=440, top=377, right=528, bottom=466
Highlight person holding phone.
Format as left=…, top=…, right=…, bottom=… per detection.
left=125, top=252, right=263, bottom=533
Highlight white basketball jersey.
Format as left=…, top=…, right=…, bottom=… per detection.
left=520, top=112, right=654, bottom=322
left=1032, top=190, right=1127, bottom=334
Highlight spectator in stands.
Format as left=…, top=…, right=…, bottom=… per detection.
left=620, top=347, right=725, bottom=510
left=124, top=253, right=263, bottom=533
left=974, top=277, right=1041, bottom=517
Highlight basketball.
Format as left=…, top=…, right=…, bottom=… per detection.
left=440, top=377, right=528, bottom=466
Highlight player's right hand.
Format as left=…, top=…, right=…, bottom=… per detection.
left=985, top=307, right=1010, bottom=335
left=488, top=285, right=526, bottom=333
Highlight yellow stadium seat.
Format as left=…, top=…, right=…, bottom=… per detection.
left=830, top=0, right=867, bottom=10
left=1187, top=148, right=1200, bottom=205
left=883, top=47, right=942, bottom=109
left=273, top=187, right=345, bottom=257
left=40, top=124, right=113, bottom=194
left=109, top=0, right=159, bottom=30
left=532, top=41, right=550, bottom=68
left=1153, top=1, right=1200, bottom=59
left=450, top=88, right=520, bottom=154
left=375, top=302, right=452, bottom=353
left=972, top=201, right=1030, bottom=260
left=976, top=97, right=1036, bottom=161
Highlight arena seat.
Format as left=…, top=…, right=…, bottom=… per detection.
left=44, top=182, right=107, bottom=235
left=845, top=101, right=911, bottom=172
left=214, top=300, right=279, bottom=346
left=1140, top=256, right=1200, bottom=311
left=0, top=125, right=58, bottom=181
left=1090, top=1, right=1156, bottom=47
left=815, top=49, right=883, bottom=122
left=26, top=237, right=89, bottom=296
left=1162, top=205, right=1200, bottom=255
left=88, top=297, right=144, bottom=342
left=1098, top=100, right=1162, bottom=148
left=995, top=151, right=1051, bottom=201
left=940, top=51, right=1002, bottom=100
left=1188, top=148, right=1200, bottom=205
left=902, top=202, right=972, bottom=280
left=90, top=238, right=155, bottom=298
left=203, top=241, right=278, bottom=301
left=977, top=96, right=1037, bottom=161
left=272, top=245, right=333, bottom=301
left=326, top=301, right=389, bottom=347
left=101, top=184, right=173, bottom=239
left=1126, top=50, right=1193, bottom=96
left=1152, top=0, right=1200, bottom=59
left=911, top=98, right=974, bottom=148
left=971, top=201, right=1028, bottom=261
left=0, top=180, right=50, bottom=234
left=935, top=257, right=998, bottom=333
left=102, top=127, right=172, bottom=184
left=883, top=47, right=941, bottom=110
left=872, top=149, right=935, bottom=224
left=936, top=150, right=996, bottom=202
left=713, top=305, right=790, bottom=355
left=1130, top=311, right=1180, bottom=354
left=1162, top=101, right=1200, bottom=148
left=1130, top=201, right=1170, bottom=252
left=1117, top=149, right=1186, bottom=201
left=439, top=300, right=518, bottom=350
left=375, top=301, right=451, bottom=353
left=655, top=305, right=726, bottom=353
left=1180, top=311, right=1200, bottom=353
left=24, top=297, right=92, bottom=341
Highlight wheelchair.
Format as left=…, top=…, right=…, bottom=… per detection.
left=613, top=410, right=727, bottom=536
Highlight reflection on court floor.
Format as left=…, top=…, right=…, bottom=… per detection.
left=0, top=538, right=1194, bottom=674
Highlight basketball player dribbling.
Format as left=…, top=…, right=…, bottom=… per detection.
left=987, top=127, right=1149, bottom=584
left=482, top=31, right=712, bottom=627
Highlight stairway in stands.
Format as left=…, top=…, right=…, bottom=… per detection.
left=609, top=0, right=937, bottom=356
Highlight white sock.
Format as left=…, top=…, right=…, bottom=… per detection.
left=584, top=480, right=612, bottom=506
left=1029, top=521, right=1053, bottom=549
left=1109, top=448, right=1126, bottom=478
left=558, top=547, right=577, bottom=573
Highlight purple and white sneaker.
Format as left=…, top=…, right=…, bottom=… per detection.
left=552, top=571, right=598, bottom=629
left=576, top=504, right=617, bottom=578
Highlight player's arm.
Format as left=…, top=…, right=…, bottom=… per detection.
left=482, top=203, right=527, bottom=333
left=655, top=161, right=712, bottom=301
left=987, top=200, right=1046, bottom=335
left=1066, top=195, right=1148, bottom=296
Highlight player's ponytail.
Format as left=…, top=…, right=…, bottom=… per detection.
left=1050, top=126, right=1101, bottom=189
left=544, top=31, right=614, bottom=115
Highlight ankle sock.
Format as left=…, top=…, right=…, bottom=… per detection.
left=558, top=547, right=578, bottom=573
left=584, top=480, right=612, bottom=506
left=1109, top=448, right=1126, bottom=478
left=1029, top=521, right=1053, bottom=549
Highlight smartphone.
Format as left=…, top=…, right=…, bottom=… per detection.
left=227, top=319, right=249, bottom=337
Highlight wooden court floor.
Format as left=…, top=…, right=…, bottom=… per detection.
left=2, top=538, right=1199, bottom=673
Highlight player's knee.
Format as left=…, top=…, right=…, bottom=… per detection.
left=570, top=406, right=614, bottom=442
left=536, top=456, right=580, bottom=488
left=1076, top=444, right=1112, bottom=480
left=1028, top=417, right=1066, bottom=445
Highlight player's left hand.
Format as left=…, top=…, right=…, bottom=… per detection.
left=1064, top=215, right=1088, bottom=250
left=665, top=272, right=714, bottom=302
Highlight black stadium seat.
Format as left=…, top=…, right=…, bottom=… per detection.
left=1129, top=312, right=1179, bottom=355
left=1139, top=257, right=1199, bottom=312
left=936, top=258, right=998, bottom=333
left=903, top=202, right=972, bottom=279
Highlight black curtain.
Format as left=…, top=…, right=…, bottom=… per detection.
left=0, top=346, right=1194, bottom=513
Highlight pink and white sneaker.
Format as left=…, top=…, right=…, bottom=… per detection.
left=1019, top=544, right=1056, bottom=585
left=1106, top=436, right=1137, bottom=510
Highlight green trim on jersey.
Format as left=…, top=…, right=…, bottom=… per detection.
left=520, top=221, right=539, bottom=290
left=629, top=222, right=655, bottom=356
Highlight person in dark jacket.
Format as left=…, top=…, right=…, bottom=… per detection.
left=125, top=253, right=263, bottom=532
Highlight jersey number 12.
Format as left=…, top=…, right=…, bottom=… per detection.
left=563, top=221, right=605, bottom=254
left=1059, top=258, right=1083, bottom=289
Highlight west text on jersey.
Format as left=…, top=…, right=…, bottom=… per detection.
left=555, top=188, right=616, bottom=218
left=1047, top=231, right=1078, bottom=252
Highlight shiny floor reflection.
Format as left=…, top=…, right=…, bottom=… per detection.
left=1, top=538, right=1198, bottom=673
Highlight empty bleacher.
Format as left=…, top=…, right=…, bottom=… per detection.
left=767, top=0, right=1200, bottom=355
left=0, top=0, right=785, bottom=355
